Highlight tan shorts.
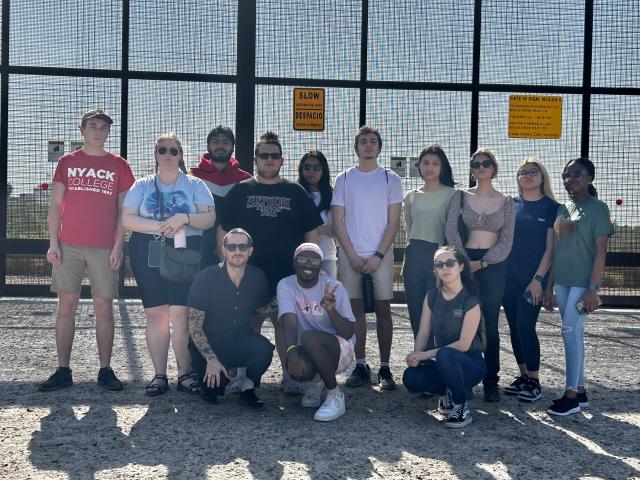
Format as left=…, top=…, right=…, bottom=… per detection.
left=338, top=248, right=394, bottom=300
left=51, top=244, right=118, bottom=299
left=336, top=335, right=355, bottom=374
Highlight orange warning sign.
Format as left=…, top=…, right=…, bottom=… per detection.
left=508, top=95, right=563, bottom=139
left=293, top=88, right=325, bottom=131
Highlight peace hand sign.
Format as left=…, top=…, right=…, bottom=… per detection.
left=320, top=282, right=339, bottom=312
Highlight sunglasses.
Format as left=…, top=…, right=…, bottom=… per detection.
left=225, top=243, right=251, bottom=252
left=470, top=160, right=493, bottom=169
left=295, top=256, right=322, bottom=268
left=157, top=146, right=180, bottom=156
left=434, top=259, right=459, bottom=269
left=518, top=168, right=540, bottom=178
left=561, top=170, right=585, bottom=180
left=256, top=152, right=282, bottom=160
left=303, top=164, right=323, bottom=172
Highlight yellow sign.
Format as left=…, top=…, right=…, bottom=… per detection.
left=293, top=88, right=325, bottom=131
left=508, top=95, right=563, bottom=139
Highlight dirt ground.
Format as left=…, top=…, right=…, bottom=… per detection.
left=0, top=298, right=638, bottom=480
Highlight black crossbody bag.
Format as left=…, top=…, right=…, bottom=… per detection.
left=153, top=176, right=202, bottom=282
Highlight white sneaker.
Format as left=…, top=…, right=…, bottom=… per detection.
left=314, top=391, right=346, bottom=422
left=302, top=380, right=324, bottom=408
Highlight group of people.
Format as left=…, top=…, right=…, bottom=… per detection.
left=39, top=108, right=613, bottom=427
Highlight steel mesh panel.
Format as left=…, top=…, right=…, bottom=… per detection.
left=9, top=0, right=122, bottom=70
left=480, top=0, right=584, bottom=86
left=589, top=95, right=640, bottom=252
left=592, top=0, right=640, bottom=88
left=5, top=254, right=53, bottom=286
left=256, top=0, right=361, bottom=80
left=368, top=0, right=475, bottom=83
left=129, top=0, right=237, bottom=75
left=127, top=80, right=236, bottom=177
left=6, top=75, right=121, bottom=240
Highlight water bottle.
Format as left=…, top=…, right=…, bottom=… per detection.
left=173, top=227, right=187, bottom=248
left=362, top=273, right=375, bottom=313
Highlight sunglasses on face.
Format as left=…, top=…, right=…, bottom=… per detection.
left=518, top=168, right=540, bottom=178
left=295, top=256, right=322, bottom=268
left=157, top=146, right=180, bottom=156
left=561, top=170, right=585, bottom=180
left=470, top=159, right=493, bottom=169
left=303, top=164, right=323, bottom=172
left=256, top=152, right=282, bottom=160
left=434, top=259, right=459, bottom=269
left=225, top=243, right=251, bottom=252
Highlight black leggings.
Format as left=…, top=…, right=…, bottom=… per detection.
left=466, top=248, right=506, bottom=386
left=502, top=277, right=542, bottom=372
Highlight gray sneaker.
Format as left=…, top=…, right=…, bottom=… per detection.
left=437, top=390, right=454, bottom=414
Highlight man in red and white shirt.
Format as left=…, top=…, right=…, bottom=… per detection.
left=39, top=109, right=135, bottom=392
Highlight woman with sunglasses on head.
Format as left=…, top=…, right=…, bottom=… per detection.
left=502, top=158, right=558, bottom=402
left=543, top=158, right=613, bottom=416
left=123, top=132, right=215, bottom=396
left=402, top=145, right=456, bottom=337
left=298, top=151, right=337, bottom=277
left=403, top=246, right=485, bottom=428
left=445, top=148, right=515, bottom=402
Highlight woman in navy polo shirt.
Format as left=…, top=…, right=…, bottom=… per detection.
left=502, top=158, right=558, bottom=402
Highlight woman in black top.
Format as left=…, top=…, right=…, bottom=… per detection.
left=403, top=246, right=486, bottom=429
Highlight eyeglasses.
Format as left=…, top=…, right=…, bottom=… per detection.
left=256, top=152, right=282, bottom=160
left=225, top=243, right=251, bottom=252
left=518, top=168, right=540, bottom=178
left=470, top=160, right=493, bottom=169
left=303, top=164, right=323, bottom=172
left=157, top=146, right=180, bottom=156
left=434, top=259, right=459, bottom=269
left=561, top=170, right=585, bottom=180
left=295, top=256, right=322, bottom=268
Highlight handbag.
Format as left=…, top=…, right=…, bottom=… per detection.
left=457, top=190, right=469, bottom=245
left=154, top=176, right=202, bottom=282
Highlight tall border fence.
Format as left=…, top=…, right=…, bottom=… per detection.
left=0, top=1, right=638, bottom=305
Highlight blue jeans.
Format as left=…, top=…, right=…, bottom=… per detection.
left=555, top=284, right=588, bottom=391
left=403, top=347, right=486, bottom=404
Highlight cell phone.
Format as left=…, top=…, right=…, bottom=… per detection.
left=576, top=298, right=603, bottom=314
left=148, top=240, right=162, bottom=268
left=523, top=291, right=534, bottom=304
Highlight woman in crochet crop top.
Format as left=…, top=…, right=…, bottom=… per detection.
left=445, top=148, right=515, bottom=403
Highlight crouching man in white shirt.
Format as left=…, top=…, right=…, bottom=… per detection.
left=277, top=243, right=356, bottom=421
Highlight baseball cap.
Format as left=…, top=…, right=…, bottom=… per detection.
left=294, top=243, right=324, bottom=260
left=81, top=108, right=113, bottom=125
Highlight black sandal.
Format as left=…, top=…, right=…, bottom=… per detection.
left=145, top=373, right=169, bottom=397
left=177, top=372, right=201, bottom=395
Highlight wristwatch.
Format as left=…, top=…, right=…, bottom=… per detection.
left=374, top=251, right=385, bottom=260
left=589, top=282, right=600, bottom=292
left=480, top=259, right=488, bottom=269
left=534, top=274, right=544, bottom=282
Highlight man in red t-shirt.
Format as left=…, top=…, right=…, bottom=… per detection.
left=39, top=109, right=135, bottom=392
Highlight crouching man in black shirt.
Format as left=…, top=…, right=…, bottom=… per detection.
left=188, top=228, right=274, bottom=408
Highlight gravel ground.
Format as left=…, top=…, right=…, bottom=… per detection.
left=0, top=298, right=638, bottom=480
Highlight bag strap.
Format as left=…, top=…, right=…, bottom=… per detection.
left=153, top=175, right=165, bottom=221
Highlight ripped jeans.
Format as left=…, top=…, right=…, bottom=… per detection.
left=554, top=284, right=588, bottom=391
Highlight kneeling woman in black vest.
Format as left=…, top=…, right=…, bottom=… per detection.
left=403, top=246, right=486, bottom=428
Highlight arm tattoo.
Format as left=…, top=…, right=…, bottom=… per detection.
left=188, top=308, right=217, bottom=362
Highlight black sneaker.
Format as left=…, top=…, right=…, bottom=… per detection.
left=504, top=375, right=528, bottom=396
left=547, top=396, right=580, bottom=416
left=377, top=366, right=396, bottom=391
left=38, top=367, right=73, bottom=391
left=445, top=402, right=472, bottom=428
left=518, top=378, right=542, bottom=402
left=239, top=389, right=264, bottom=409
left=576, top=391, right=589, bottom=408
left=483, top=384, right=500, bottom=402
left=97, top=367, right=124, bottom=391
left=437, top=390, right=454, bottom=415
left=346, top=363, right=371, bottom=388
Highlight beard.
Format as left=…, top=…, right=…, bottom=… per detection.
left=210, top=152, right=231, bottom=164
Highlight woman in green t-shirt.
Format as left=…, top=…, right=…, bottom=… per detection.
left=544, top=157, right=614, bottom=417
left=402, top=145, right=456, bottom=337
